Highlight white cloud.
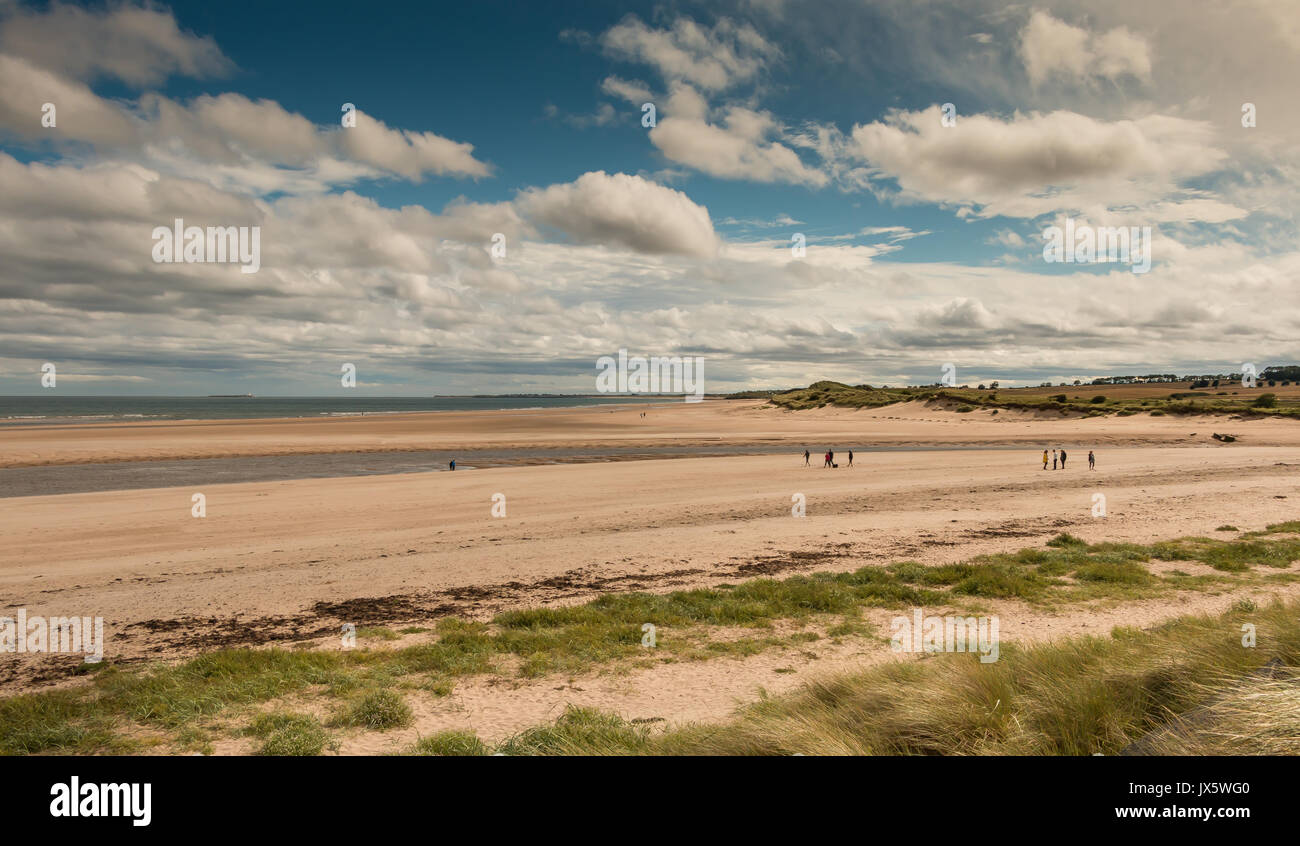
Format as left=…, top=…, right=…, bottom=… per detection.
left=601, top=76, right=654, bottom=104
left=860, top=226, right=931, bottom=242
left=4, top=142, right=1300, bottom=392
left=517, top=171, right=719, bottom=258
left=988, top=229, right=1027, bottom=248
left=838, top=105, right=1238, bottom=222
left=0, top=78, right=493, bottom=188
left=0, top=2, right=491, bottom=188
left=649, top=86, right=827, bottom=186
left=920, top=297, right=996, bottom=329
left=338, top=109, right=492, bottom=180
left=1019, top=10, right=1151, bottom=86
left=0, top=54, right=139, bottom=145
left=600, top=15, right=778, bottom=91
left=0, top=1, right=232, bottom=86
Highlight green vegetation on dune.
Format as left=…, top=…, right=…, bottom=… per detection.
left=247, top=712, right=330, bottom=756
left=3, top=524, right=1299, bottom=755
left=765, top=381, right=915, bottom=410
left=408, top=730, right=491, bottom=756
left=759, top=380, right=1300, bottom=419
left=478, top=598, right=1300, bottom=756
left=332, top=689, right=412, bottom=730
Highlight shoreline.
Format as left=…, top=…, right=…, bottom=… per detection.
left=1, top=442, right=1078, bottom=498
left=3, top=398, right=1298, bottom=470
left=0, top=397, right=685, bottom=428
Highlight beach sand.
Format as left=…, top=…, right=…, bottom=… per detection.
left=5, top=397, right=1299, bottom=467
left=2, top=399, right=1298, bottom=744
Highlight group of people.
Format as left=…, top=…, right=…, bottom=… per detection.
left=804, top=448, right=853, bottom=468
left=799, top=446, right=1096, bottom=471
left=1042, top=449, right=1096, bottom=470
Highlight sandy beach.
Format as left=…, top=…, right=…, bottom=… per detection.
left=4, top=399, right=1299, bottom=742
left=7, top=397, right=1300, bottom=468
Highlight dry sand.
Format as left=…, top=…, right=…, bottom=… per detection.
left=2, top=399, right=1298, bottom=747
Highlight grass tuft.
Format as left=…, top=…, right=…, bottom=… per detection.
left=248, top=712, right=329, bottom=756
left=333, top=690, right=412, bottom=731
left=409, top=731, right=491, bottom=756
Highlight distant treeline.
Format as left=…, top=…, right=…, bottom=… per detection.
left=1088, top=366, right=1299, bottom=384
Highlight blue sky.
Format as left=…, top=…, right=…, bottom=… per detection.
left=158, top=0, right=951, bottom=257
left=1, top=0, right=1298, bottom=395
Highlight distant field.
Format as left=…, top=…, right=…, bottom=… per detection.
left=960, top=381, right=1300, bottom=402
left=751, top=380, right=1300, bottom=418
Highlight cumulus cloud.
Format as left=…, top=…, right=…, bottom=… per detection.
left=0, top=81, right=493, bottom=187
left=600, top=15, right=778, bottom=91
left=3, top=141, right=1298, bottom=393
left=517, top=171, right=719, bottom=258
left=1020, top=11, right=1151, bottom=86
left=0, top=54, right=140, bottom=145
left=835, top=105, right=1238, bottom=222
left=920, top=297, right=995, bottom=329
left=647, top=85, right=827, bottom=186
left=337, top=109, right=492, bottom=180
left=591, top=17, right=821, bottom=186
left=0, top=4, right=491, bottom=187
left=0, top=1, right=232, bottom=86
left=150, top=93, right=322, bottom=166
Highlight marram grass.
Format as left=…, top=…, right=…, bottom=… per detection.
left=3, top=524, right=1299, bottom=755
left=465, top=598, right=1300, bottom=756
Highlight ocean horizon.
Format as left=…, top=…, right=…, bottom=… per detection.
left=0, top=394, right=673, bottom=424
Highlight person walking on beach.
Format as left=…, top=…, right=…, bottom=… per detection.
left=804, top=449, right=810, bottom=466
left=449, top=459, right=456, bottom=471
left=848, top=450, right=854, bottom=467
left=1088, top=450, right=1095, bottom=470
left=1059, top=449, right=1067, bottom=469
left=824, top=451, right=832, bottom=468
left=1052, top=449, right=1058, bottom=470
left=1042, top=449, right=1049, bottom=470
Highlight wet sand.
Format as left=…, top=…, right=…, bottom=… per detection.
left=5, top=398, right=1299, bottom=468
left=0, top=443, right=1042, bottom=497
